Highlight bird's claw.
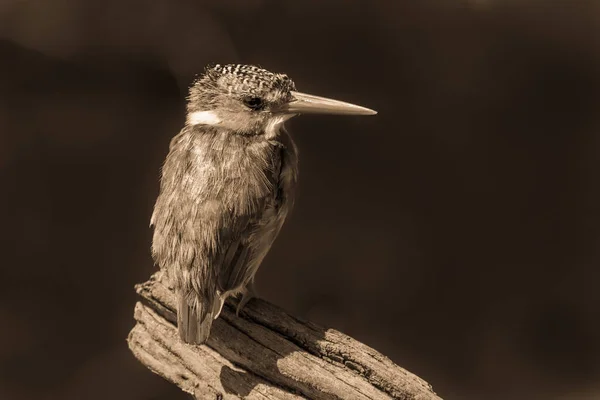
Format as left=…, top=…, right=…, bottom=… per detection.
left=236, top=281, right=258, bottom=316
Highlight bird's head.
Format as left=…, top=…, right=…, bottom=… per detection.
left=186, top=64, right=376, bottom=135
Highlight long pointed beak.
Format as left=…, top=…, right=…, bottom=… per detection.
left=281, top=91, right=377, bottom=116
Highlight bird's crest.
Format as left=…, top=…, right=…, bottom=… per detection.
left=209, top=64, right=295, bottom=96
left=188, top=64, right=296, bottom=109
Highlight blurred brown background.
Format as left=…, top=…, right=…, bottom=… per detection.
left=1, top=1, right=599, bottom=399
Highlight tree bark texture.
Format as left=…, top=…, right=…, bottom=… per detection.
left=127, top=271, right=443, bottom=400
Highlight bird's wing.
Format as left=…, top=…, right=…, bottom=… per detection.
left=214, top=133, right=297, bottom=296
left=214, top=212, right=260, bottom=292
left=214, top=159, right=284, bottom=295
left=168, top=179, right=275, bottom=343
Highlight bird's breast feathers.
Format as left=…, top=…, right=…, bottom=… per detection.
left=152, top=126, right=297, bottom=233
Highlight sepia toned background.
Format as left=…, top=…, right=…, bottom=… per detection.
left=1, top=1, right=599, bottom=399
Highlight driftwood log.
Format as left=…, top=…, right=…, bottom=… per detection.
left=127, top=271, right=442, bottom=400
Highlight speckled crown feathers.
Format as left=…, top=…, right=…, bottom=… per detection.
left=187, top=64, right=296, bottom=110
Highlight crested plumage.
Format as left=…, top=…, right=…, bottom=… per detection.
left=150, top=63, right=375, bottom=345
left=188, top=64, right=296, bottom=109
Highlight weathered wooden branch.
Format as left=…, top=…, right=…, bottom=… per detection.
left=127, top=271, right=442, bottom=400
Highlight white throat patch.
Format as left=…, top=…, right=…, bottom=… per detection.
left=187, top=110, right=222, bottom=126
left=265, top=115, right=293, bottom=139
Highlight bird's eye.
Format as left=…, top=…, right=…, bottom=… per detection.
left=242, top=96, right=265, bottom=111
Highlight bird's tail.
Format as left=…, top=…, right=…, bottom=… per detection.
left=177, top=292, right=224, bottom=345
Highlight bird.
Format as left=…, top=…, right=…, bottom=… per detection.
left=150, top=64, right=376, bottom=345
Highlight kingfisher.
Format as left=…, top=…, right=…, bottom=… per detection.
left=151, top=64, right=376, bottom=344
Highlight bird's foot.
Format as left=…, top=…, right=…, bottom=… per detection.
left=236, top=281, right=258, bottom=317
